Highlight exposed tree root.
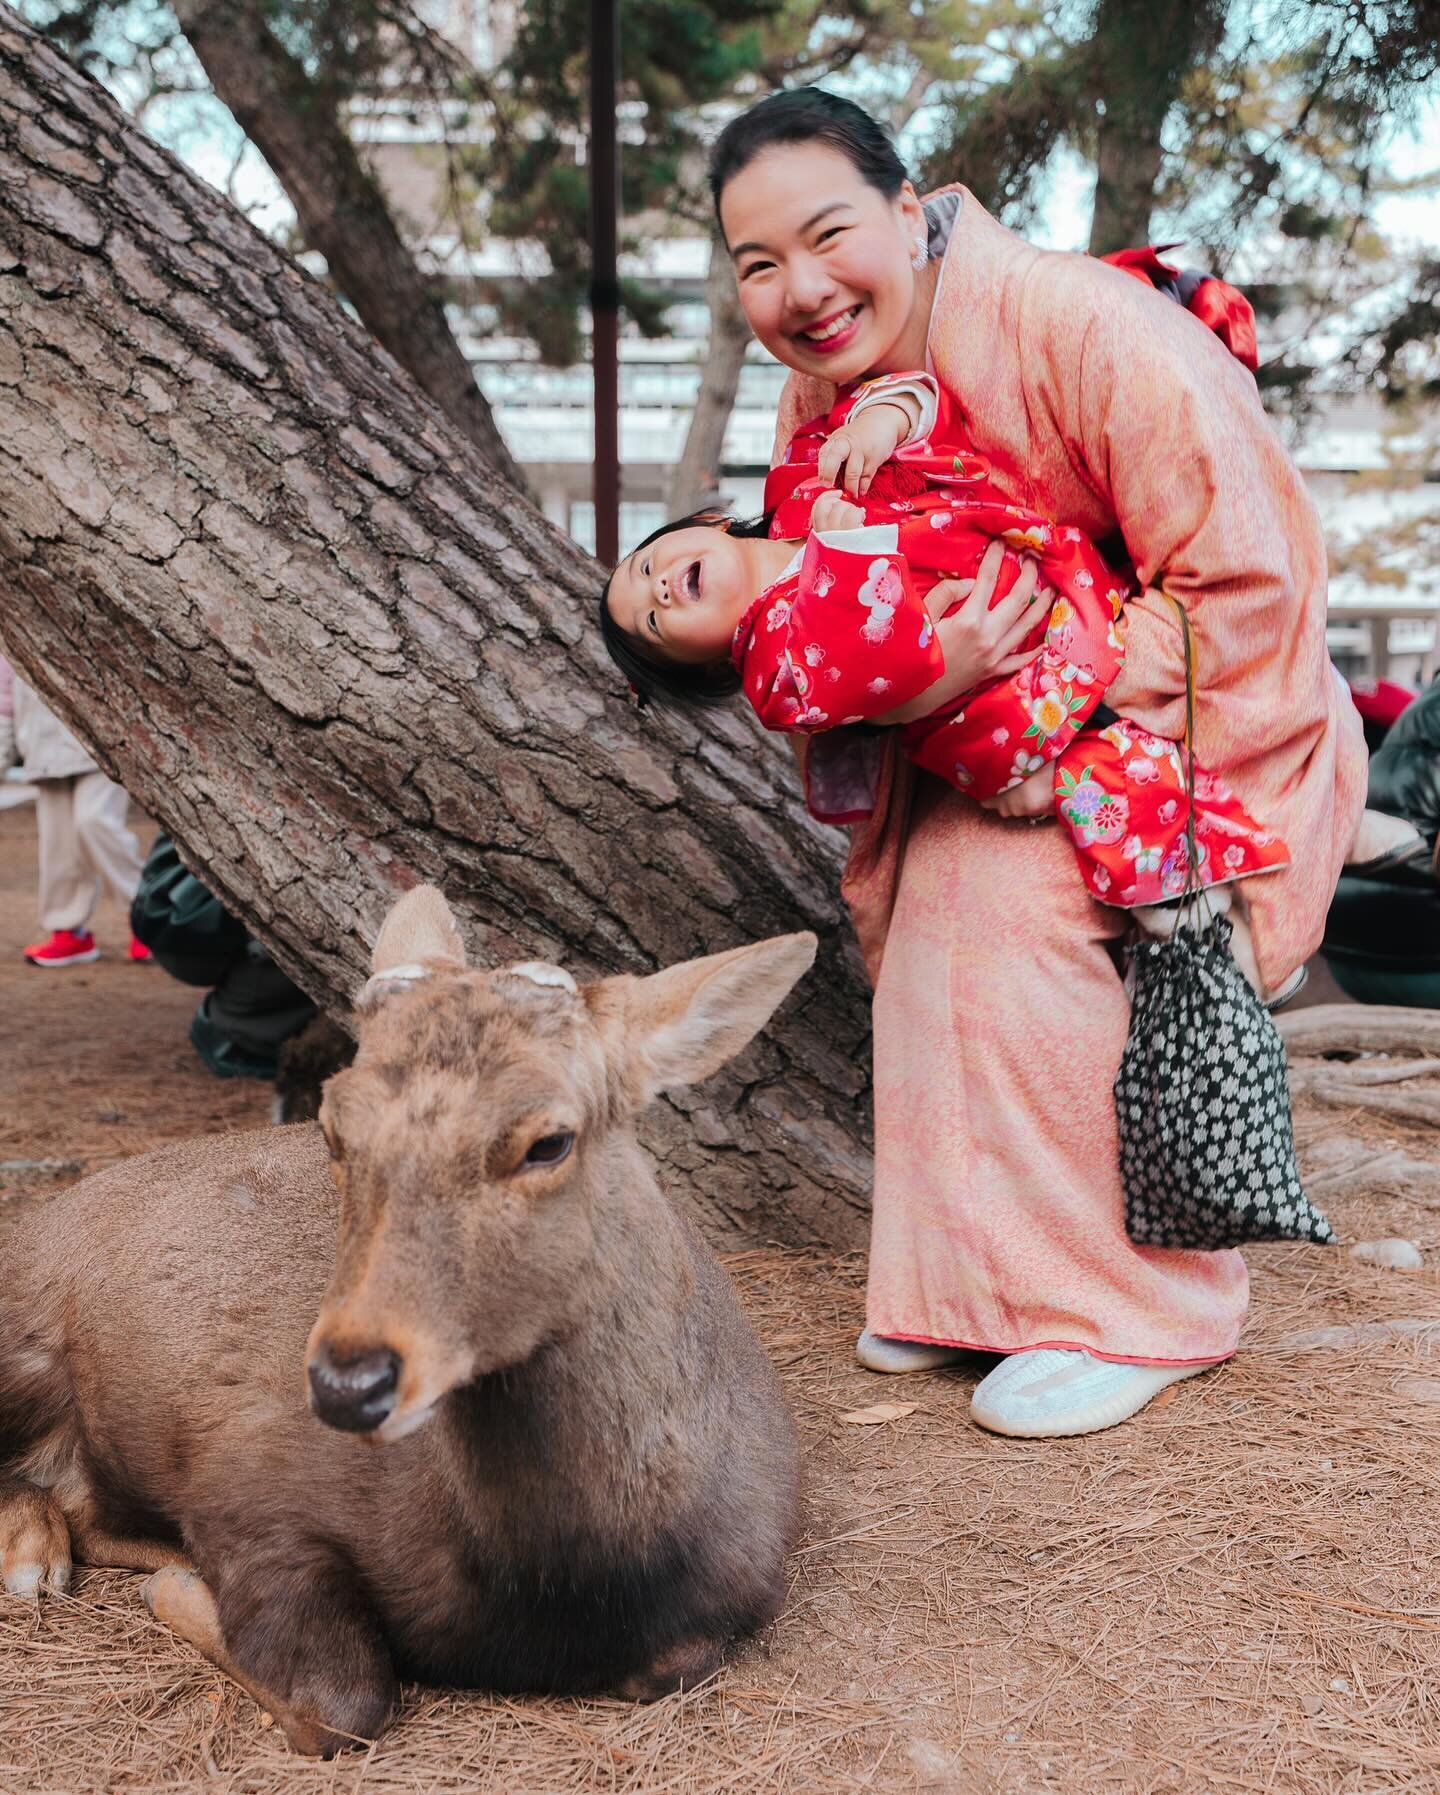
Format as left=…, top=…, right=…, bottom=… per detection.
left=1303, top=1084, right=1440, bottom=1129
left=1288, top=1058, right=1440, bottom=1090
left=1278, top=1005, right=1440, bottom=1059
left=1300, top=1139, right=1440, bottom=1201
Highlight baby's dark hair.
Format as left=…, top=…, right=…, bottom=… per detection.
left=709, top=87, right=910, bottom=226
left=598, top=509, right=774, bottom=711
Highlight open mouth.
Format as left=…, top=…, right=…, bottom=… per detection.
left=797, top=304, right=862, bottom=354
left=679, top=559, right=702, bottom=601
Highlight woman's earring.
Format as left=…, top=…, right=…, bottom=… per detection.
left=911, top=236, right=929, bottom=271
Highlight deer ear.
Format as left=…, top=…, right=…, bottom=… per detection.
left=588, top=933, right=817, bottom=1106
left=360, top=886, right=467, bottom=1006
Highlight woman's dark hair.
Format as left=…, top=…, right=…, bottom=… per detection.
left=598, top=509, right=774, bottom=711
left=708, top=87, right=910, bottom=224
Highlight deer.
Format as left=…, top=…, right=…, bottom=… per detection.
left=0, top=887, right=813, bottom=1755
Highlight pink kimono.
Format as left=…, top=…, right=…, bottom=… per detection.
left=773, top=191, right=1367, bottom=1365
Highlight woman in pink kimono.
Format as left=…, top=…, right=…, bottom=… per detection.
left=708, top=87, right=1369, bottom=1437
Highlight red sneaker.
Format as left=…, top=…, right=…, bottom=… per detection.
left=24, top=929, right=100, bottom=968
left=126, top=937, right=153, bottom=963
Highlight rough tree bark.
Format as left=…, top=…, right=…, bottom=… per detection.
left=667, top=231, right=751, bottom=518
left=170, top=0, right=527, bottom=494
left=0, top=12, right=873, bottom=1251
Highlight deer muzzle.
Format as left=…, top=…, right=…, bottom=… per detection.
left=307, top=1341, right=402, bottom=1433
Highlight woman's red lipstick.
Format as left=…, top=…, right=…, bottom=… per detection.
left=795, top=303, right=862, bottom=357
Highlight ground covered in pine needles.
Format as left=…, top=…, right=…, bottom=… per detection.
left=4, top=801, right=1440, bottom=1794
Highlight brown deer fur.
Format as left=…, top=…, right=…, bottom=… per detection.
left=0, top=889, right=812, bottom=1755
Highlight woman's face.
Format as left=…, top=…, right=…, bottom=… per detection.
left=718, top=142, right=929, bottom=385
left=606, top=524, right=763, bottom=665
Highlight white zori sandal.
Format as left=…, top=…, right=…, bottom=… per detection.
left=855, top=1329, right=968, bottom=1374
left=969, top=1348, right=1210, bottom=1439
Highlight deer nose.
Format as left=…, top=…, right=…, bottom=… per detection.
left=307, top=1342, right=402, bottom=1433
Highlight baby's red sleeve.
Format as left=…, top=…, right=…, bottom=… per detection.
left=743, top=532, right=944, bottom=733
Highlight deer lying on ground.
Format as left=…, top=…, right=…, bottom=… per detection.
left=0, top=888, right=812, bottom=1755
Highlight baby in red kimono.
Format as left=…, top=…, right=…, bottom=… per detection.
left=760, top=370, right=1295, bottom=917
left=602, top=371, right=1290, bottom=985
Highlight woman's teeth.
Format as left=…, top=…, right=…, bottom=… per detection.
left=803, top=306, right=860, bottom=343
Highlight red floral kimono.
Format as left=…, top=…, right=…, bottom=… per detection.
left=739, top=375, right=1290, bottom=909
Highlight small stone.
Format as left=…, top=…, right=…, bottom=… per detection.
left=1350, top=1237, right=1423, bottom=1270
left=98, top=1108, right=121, bottom=1124
left=1319, top=1459, right=1333, bottom=1471
left=1329, top=1676, right=1351, bottom=1694
left=1300, top=1693, right=1324, bottom=1717
left=1004, top=1731, right=1020, bottom=1743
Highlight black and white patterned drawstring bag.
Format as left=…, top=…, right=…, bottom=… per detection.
left=1114, top=601, right=1334, bottom=1251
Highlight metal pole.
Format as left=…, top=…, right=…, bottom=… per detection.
left=589, top=0, right=620, bottom=566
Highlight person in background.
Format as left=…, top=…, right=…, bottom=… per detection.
left=0, top=654, right=151, bottom=968
left=130, top=832, right=319, bottom=1085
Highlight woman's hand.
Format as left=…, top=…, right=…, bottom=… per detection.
left=981, top=766, right=1054, bottom=818
left=816, top=401, right=913, bottom=496
left=871, top=542, right=1042, bottom=725
left=809, top=489, right=868, bottom=532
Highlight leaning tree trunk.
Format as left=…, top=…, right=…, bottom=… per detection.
left=170, top=0, right=529, bottom=496
left=0, top=13, right=874, bottom=1251
left=667, top=231, right=751, bottom=518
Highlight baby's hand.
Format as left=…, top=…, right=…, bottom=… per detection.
left=816, top=400, right=912, bottom=496
left=982, top=765, right=1055, bottom=819
left=809, top=489, right=867, bottom=532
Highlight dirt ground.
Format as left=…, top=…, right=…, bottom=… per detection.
left=5, top=799, right=1440, bottom=1794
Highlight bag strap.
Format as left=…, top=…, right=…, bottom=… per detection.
left=1169, top=593, right=1207, bottom=909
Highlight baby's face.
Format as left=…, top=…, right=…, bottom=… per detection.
left=607, top=525, right=758, bottom=665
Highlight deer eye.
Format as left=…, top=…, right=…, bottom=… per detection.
left=523, top=1131, right=575, bottom=1168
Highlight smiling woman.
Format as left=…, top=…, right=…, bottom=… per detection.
left=711, top=93, right=937, bottom=386
left=692, top=86, right=1369, bottom=1440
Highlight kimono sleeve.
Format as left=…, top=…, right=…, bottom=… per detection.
left=1044, top=265, right=1329, bottom=758
left=746, top=528, right=944, bottom=734
left=846, top=372, right=940, bottom=443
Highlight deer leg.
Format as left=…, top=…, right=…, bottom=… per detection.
left=617, top=1634, right=725, bottom=1700
left=72, top=1521, right=194, bottom=1575
left=0, top=1476, right=72, bottom=1597
left=143, top=1557, right=395, bottom=1757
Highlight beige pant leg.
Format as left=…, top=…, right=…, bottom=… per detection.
left=72, top=771, right=143, bottom=912
left=34, top=777, right=94, bottom=933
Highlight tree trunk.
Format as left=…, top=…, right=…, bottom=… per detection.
left=1085, top=0, right=1227, bottom=256
left=170, top=0, right=528, bottom=496
left=0, top=12, right=874, bottom=1251
left=667, top=232, right=751, bottom=518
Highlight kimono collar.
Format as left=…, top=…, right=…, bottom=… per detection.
left=729, top=546, right=804, bottom=670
